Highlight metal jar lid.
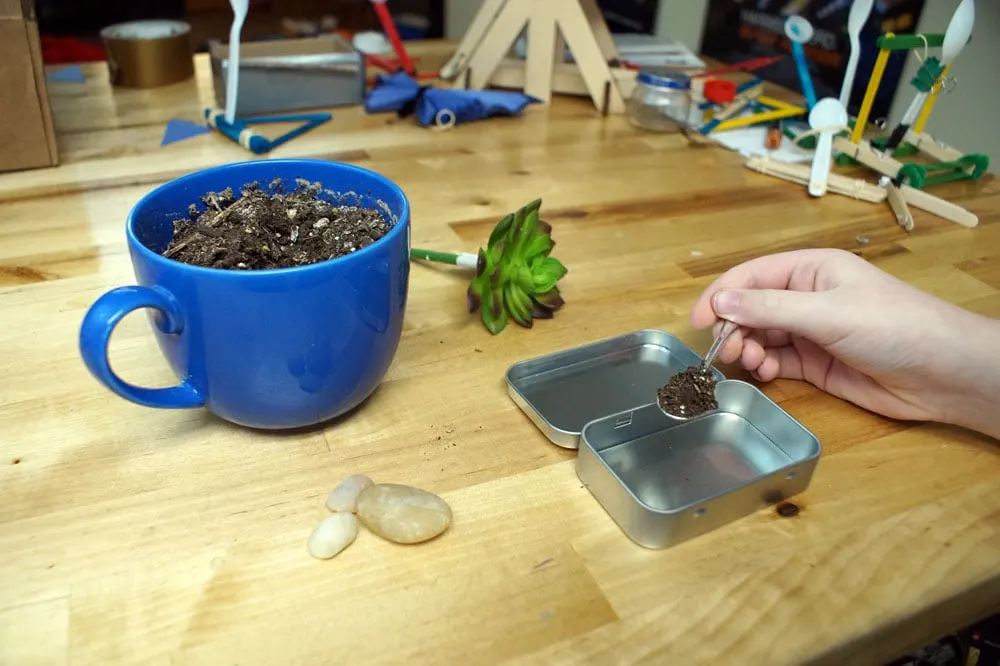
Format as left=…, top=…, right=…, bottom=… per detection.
left=636, top=68, right=691, bottom=90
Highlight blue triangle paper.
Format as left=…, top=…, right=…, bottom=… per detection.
left=161, top=119, right=212, bottom=147
left=47, top=65, right=85, bottom=83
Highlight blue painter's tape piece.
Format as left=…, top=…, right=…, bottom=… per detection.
left=161, top=119, right=212, bottom=146
left=47, top=65, right=85, bottom=83
left=790, top=42, right=817, bottom=110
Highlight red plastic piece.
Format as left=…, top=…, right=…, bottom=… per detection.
left=371, top=1, right=415, bottom=76
left=40, top=36, right=105, bottom=64
left=691, top=55, right=782, bottom=79
left=703, top=79, right=737, bottom=104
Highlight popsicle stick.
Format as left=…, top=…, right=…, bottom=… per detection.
left=904, top=129, right=965, bottom=162
left=715, top=85, right=762, bottom=121
left=884, top=181, right=915, bottom=232
left=757, top=95, right=806, bottom=112
left=464, top=0, right=532, bottom=89
left=524, top=3, right=558, bottom=102
left=912, top=64, right=951, bottom=134
left=899, top=184, right=978, bottom=228
left=551, top=0, right=625, bottom=114
left=439, top=0, right=508, bottom=80
left=578, top=0, right=619, bottom=62
left=744, top=156, right=887, bottom=203
left=833, top=136, right=905, bottom=180
left=714, top=105, right=804, bottom=132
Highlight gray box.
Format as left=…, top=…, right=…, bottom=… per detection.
left=210, top=35, right=366, bottom=116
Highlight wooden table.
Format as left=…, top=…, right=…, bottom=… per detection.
left=2, top=41, right=1000, bottom=666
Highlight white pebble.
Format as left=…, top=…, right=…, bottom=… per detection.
left=325, top=474, right=375, bottom=513
left=286, top=208, right=298, bottom=219
left=307, top=513, right=358, bottom=560
left=356, top=483, right=452, bottom=544
left=313, top=218, right=329, bottom=229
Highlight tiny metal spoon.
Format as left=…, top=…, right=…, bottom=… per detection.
left=656, top=319, right=738, bottom=420
left=701, top=319, right=738, bottom=369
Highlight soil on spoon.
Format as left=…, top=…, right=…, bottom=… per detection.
left=657, top=365, right=718, bottom=418
left=162, top=178, right=391, bottom=270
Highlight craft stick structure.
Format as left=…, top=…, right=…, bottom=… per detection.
left=741, top=0, right=983, bottom=234
left=834, top=30, right=988, bottom=189
left=438, top=0, right=627, bottom=114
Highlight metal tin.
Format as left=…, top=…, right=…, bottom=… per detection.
left=506, top=329, right=724, bottom=449
left=577, top=379, right=821, bottom=549
left=209, top=35, right=365, bottom=116
left=506, top=329, right=821, bottom=548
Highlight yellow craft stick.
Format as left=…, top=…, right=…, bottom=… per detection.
left=757, top=95, right=805, bottom=112
left=850, top=34, right=893, bottom=144
left=913, top=63, right=951, bottom=134
left=715, top=107, right=805, bottom=132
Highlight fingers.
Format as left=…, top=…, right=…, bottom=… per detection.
left=711, top=288, right=847, bottom=344
left=690, top=250, right=828, bottom=330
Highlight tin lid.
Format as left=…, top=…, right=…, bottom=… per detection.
left=505, top=329, right=724, bottom=449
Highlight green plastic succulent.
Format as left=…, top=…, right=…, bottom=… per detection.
left=466, top=198, right=567, bottom=334
left=409, top=198, right=568, bottom=335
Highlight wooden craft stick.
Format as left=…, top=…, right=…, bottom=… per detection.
left=883, top=180, right=914, bottom=232
left=714, top=106, right=804, bottom=132
left=715, top=85, right=762, bottom=121
left=757, top=95, right=805, bottom=112
left=904, top=129, right=965, bottom=162
left=744, top=156, right=888, bottom=203
left=550, top=0, right=625, bottom=114
left=524, top=3, right=558, bottom=102
left=578, top=0, right=619, bottom=63
left=439, top=0, right=508, bottom=80
left=489, top=57, right=638, bottom=100
left=464, top=0, right=532, bottom=90
left=833, top=136, right=905, bottom=180
left=899, top=184, right=978, bottom=228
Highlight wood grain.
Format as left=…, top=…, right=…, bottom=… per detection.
left=1, top=41, right=999, bottom=666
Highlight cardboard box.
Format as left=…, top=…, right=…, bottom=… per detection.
left=0, top=0, right=58, bottom=173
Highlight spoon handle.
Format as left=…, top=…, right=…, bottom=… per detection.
left=702, top=320, right=738, bottom=368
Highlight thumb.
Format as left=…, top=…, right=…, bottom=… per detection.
left=712, top=289, right=844, bottom=342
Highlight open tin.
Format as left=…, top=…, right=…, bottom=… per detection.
left=506, top=329, right=821, bottom=549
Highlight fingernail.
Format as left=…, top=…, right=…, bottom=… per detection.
left=713, top=290, right=739, bottom=315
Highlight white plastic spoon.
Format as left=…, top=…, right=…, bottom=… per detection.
left=807, top=97, right=848, bottom=196
left=225, top=0, right=249, bottom=124
left=839, top=0, right=875, bottom=108
left=886, top=0, right=974, bottom=150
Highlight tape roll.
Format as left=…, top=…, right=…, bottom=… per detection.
left=101, top=20, right=194, bottom=88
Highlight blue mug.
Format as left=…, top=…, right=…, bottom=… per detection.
left=79, top=159, right=410, bottom=429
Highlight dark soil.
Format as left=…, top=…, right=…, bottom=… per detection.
left=162, top=178, right=391, bottom=270
left=657, top=365, right=718, bottom=418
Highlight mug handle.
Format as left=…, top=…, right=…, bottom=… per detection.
left=79, top=285, right=204, bottom=408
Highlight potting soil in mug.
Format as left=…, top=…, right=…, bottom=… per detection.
left=163, top=178, right=391, bottom=270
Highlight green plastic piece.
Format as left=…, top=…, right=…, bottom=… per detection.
left=921, top=154, right=991, bottom=187
left=910, top=57, right=944, bottom=92
left=876, top=32, right=972, bottom=52
left=835, top=152, right=857, bottom=166
left=876, top=33, right=945, bottom=50
left=896, top=163, right=926, bottom=189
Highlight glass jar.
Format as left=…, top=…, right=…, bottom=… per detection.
left=626, top=70, right=692, bottom=132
